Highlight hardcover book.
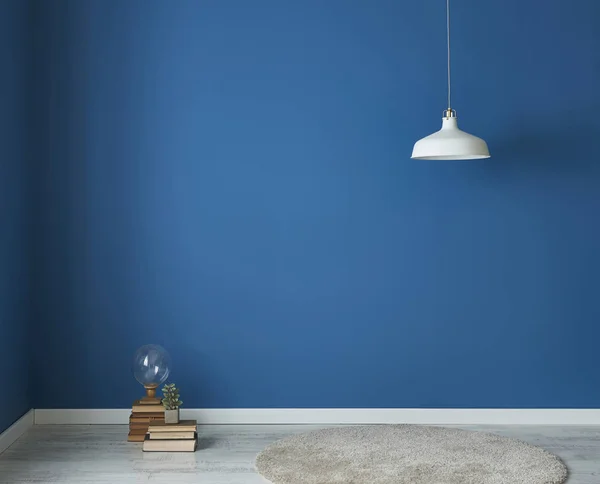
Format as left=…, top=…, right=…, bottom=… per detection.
left=142, top=434, right=198, bottom=452
left=148, top=420, right=197, bottom=433
left=148, top=431, right=196, bottom=440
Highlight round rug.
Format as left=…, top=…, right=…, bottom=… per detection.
left=255, top=425, right=568, bottom=484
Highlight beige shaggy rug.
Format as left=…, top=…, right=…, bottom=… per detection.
left=255, top=425, right=568, bottom=484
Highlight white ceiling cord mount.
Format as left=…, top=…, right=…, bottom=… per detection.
left=411, top=0, right=490, bottom=160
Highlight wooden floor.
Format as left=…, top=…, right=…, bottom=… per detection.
left=0, top=424, right=599, bottom=483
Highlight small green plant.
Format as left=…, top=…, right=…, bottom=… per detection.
left=161, top=383, right=183, bottom=410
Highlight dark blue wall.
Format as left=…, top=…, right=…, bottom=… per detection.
left=0, top=0, right=31, bottom=431
left=33, top=0, right=600, bottom=409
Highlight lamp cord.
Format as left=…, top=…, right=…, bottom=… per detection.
left=447, top=0, right=451, bottom=110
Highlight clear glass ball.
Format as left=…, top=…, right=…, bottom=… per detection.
left=132, top=344, right=171, bottom=387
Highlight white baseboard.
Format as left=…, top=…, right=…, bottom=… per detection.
left=0, top=409, right=34, bottom=455
left=33, top=408, right=600, bottom=426
left=34, top=409, right=132, bottom=425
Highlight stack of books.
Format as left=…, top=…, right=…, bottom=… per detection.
left=128, top=400, right=165, bottom=442
left=143, top=420, right=198, bottom=452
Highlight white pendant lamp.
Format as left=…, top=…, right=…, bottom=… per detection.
left=411, top=0, right=490, bottom=160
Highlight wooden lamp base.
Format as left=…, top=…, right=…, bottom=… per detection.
left=139, top=384, right=162, bottom=405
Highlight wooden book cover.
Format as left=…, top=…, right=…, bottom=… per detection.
left=127, top=432, right=147, bottom=442
left=148, top=420, right=197, bottom=433
left=143, top=434, right=197, bottom=452
left=149, top=431, right=196, bottom=440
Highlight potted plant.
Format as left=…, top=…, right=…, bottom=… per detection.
left=161, top=383, right=183, bottom=424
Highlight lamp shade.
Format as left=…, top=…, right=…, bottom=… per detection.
left=411, top=116, right=490, bottom=160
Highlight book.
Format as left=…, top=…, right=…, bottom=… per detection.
left=130, top=415, right=165, bottom=422
left=149, top=431, right=196, bottom=440
left=132, top=401, right=165, bottom=413
left=136, top=398, right=162, bottom=405
left=127, top=432, right=147, bottom=442
left=130, top=421, right=164, bottom=426
left=130, top=421, right=164, bottom=427
left=133, top=399, right=162, bottom=405
left=148, top=420, right=197, bottom=433
left=131, top=412, right=165, bottom=418
left=130, top=423, right=155, bottom=430
left=143, top=434, right=197, bottom=452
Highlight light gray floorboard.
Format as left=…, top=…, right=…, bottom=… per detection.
left=0, top=424, right=598, bottom=483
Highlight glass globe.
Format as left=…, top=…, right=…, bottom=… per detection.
left=132, top=344, right=171, bottom=402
